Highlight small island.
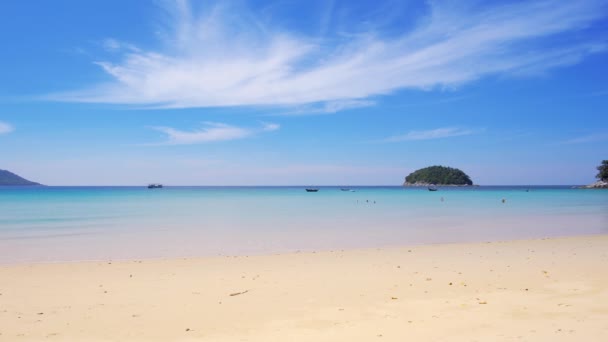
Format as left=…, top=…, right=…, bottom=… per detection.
left=583, top=160, right=608, bottom=189
left=0, top=169, right=41, bottom=186
left=403, top=165, right=473, bottom=186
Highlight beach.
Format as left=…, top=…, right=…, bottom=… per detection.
left=2, top=234, right=607, bottom=341
left=3, top=0, right=608, bottom=340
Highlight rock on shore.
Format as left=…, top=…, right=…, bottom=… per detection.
left=582, top=180, right=608, bottom=189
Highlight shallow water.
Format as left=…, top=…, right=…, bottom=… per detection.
left=1, top=186, right=607, bottom=263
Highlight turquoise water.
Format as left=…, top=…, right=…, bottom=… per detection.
left=1, top=186, right=607, bottom=263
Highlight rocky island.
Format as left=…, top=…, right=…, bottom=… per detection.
left=403, top=165, right=473, bottom=186
left=0, top=169, right=41, bottom=186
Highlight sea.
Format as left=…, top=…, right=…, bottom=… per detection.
left=1, top=186, right=607, bottom=263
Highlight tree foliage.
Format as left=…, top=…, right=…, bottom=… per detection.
left=597, top=160, right=608, bottom=181
left=405, top=165, right=473, bottom=185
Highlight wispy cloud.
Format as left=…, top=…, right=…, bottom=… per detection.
left=101, top=38, right=140, bottom=53
left=51, top=0, right=608, bottom=111
left=149, top=121, right=279, bottom=145
left=0, top=121, right=14, bottom=135
left=260, top=122, right=280, bottom=131
left=561, top=132, right=608, bottom=144
left=382, top=127, right=476, bottom=142
left=278, top=99, right=374, bottom=116
left=321, top=100, right=375, bottom=113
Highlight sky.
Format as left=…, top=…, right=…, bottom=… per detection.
left=0, top=0, right=607, bottom=186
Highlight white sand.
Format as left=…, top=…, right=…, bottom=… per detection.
left=1, top=235, right=608, bottom=341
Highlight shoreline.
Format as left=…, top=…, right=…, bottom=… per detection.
left=2, top=234, right=607, bottom=341
left=1, top=231, right=607, bottom=267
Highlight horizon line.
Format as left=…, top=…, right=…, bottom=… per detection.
left=0, top=184, right=587, bottom=187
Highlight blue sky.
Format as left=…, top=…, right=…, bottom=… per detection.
left=0, top=0, right=607, bottom=185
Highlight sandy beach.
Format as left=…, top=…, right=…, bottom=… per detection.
left=1, top=235, right=608, bottom=341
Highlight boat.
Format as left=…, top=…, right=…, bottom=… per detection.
left=340, top=188, right=351, bottom=191
left=147, top=184, right=163, bottom=189
left=428, top=185, right=438, bottom=191
left=305, top=188, right=319, bottom=192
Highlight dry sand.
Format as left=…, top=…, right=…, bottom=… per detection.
left=1, top=235, right=608, bottom=341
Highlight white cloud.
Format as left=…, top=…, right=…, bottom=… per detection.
left=51, top=0, right=608, bottom=110
left=102, top=38, right=121, bottom=51
left=261, top=122, right=280, bottom=132
left=321, top=100, right=374, bottom=113
left=278, top=99, right=374, bottom=116
left=383, top=127, right=475, bottom=142
left=101, top=38, right=140, bottom=53
left=0, top=121, right=14, bottom=135
left=149, top=121, right=279, bottom=145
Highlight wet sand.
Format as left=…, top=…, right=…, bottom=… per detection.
left=1, top=235, right=608, bottom=341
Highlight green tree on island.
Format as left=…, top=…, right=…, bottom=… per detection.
left=404, top=165, right=473, bottom=186
left=597, top=160, right=608, bottom=181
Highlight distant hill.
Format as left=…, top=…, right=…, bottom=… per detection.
left=403, top=166, right=473, bottom=186
left=0, top=169, right=41, bottom=186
